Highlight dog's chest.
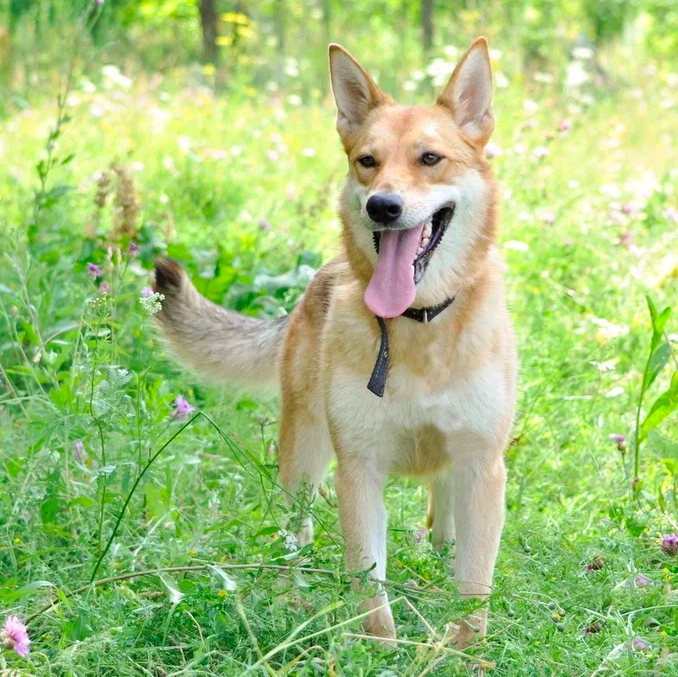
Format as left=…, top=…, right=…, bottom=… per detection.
left=386, top=360, right=506, bottom=438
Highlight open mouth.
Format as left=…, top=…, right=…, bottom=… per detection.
left=364, top=204, right=455, bottom=318
left=373, top=205, right=455, bottom=285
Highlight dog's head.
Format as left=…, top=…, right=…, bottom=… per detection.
left=330, top=38, right=497, bottom=318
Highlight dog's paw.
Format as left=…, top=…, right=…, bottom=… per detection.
left=362, top=599, right=397, bottom=647
left=446, top=611, right=487, bottom=650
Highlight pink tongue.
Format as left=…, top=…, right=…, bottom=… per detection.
left=364, top=224, right=424, bottom=318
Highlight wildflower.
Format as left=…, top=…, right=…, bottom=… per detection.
left=660, top=533, right=678, bottom=556
left=633, top=637, right=650, bottom=650
left=542, top=211, right=556, bottom=224
left=585, top=556, right=604, bottom=571
left=533, top=146, right=550, bottom=158
left=173, top=395, right=195, bottom=420
left=558, top=120, right=572, bottom=132
left=635, top=573, right=652, bottom=587
left=618, top=231, right=633, bottom=247
left=485, top=142, right=502, bottom=159
left=93, top=171, right=111, bottom=209
left=74, top=440, right=85, bottom=462
left=609, top=434, right=626, bottom=451
left=139, top=289, right=164, bottom=316
left=2, top=615, right=30, bottom=657
left=621, top=202, right=638, bottom=215
left=413, top=527, right=428, bottom=547
left=259, top=218, right=272, bottom=231
left=127, top=241, right=140, bottom=257
left=584, top=621, right=601, bottom=635
left=111, top=162, right=140, bottom=240
left=278, top=528, right=299, bottom=552
left=98, top=281, right=111, bottom=295
left=87, top=262, right=103, bottom=280
left=268, top=443, right=277, bottom=456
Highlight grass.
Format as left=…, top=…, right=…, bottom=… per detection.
left=1, top=44, right=678, bottom=676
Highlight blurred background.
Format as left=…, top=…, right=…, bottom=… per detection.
left=2, top=0, right=678, bottom=102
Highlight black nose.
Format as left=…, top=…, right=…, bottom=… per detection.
left=366, top=193, right=402, bottom=224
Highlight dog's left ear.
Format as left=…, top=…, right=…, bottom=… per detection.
left=437, top=37, right=494, bottom=147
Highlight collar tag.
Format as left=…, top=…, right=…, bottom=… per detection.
left=366, top=294, right=456, bottom=397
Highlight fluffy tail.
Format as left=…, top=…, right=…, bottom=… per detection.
left=153, top=258, right=289, bottom=389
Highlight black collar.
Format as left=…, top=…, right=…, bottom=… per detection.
left=366, top=294, right=457, bottom=397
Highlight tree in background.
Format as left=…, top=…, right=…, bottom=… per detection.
left=421, top=0, right=433, bottom=54
left=198, top=0, right=219, bottom=66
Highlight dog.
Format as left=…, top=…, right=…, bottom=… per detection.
left=153, top=37, right=517, bottom=648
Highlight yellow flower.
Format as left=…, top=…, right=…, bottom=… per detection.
left=218, top=589, right=227, bottom=598
left=189, top=550, right=196, bottom=558
left=14, top=537, right=21, bottom=544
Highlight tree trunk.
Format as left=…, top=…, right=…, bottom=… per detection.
left=422, top=0, right=433, bottom=54
left=199, top=0, right=219, bottom=66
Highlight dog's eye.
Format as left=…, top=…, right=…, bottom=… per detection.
left=421, top=152, right=442, bottom=166
left=358, top=155, right=376, bottom=168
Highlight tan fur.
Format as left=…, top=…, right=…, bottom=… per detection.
left=153, top=37, right=517, bottom=650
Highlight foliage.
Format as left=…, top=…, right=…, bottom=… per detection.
left=1, top=2, right=678, bottom=675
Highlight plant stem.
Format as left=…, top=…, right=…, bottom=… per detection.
left=26, top=562, right=339, bottom=625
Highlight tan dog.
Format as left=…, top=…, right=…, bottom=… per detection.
left=153, top=37, right=516, bottom=647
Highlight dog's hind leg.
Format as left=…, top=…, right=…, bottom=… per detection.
left=429, top=469, right=456, bottom=550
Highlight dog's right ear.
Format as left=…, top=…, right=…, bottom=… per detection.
left=329, top=44, right=386, bottom=140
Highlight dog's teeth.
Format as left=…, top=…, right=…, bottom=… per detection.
left=421, top=237, right=429, bottom=246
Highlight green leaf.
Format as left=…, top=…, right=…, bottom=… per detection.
left=69, top=496, right=95, bottom=507
left=40, top=184, right=74, bottom=209
left=643, top=343, right=670, bottom=392
left=1, top=580, right=55, bottom=602
left=6, top=457, right=22, bottom=477
left=40, top=496, right=61, bottom=524
left=641, top=372, right=678, bottom=437
left=49, top=383, right=73, bottom=408
left=70, top=609, right=92, bottom=641
left=20, top=320, right=40, bottom=346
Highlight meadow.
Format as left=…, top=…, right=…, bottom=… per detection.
left=2, top=4, right=678, bottom=675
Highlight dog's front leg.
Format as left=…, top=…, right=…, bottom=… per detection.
left=452, top=453, right=506, bottom=649
left=335, top=459, right=395, bottom=642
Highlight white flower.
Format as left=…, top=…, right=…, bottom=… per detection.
left=572, top=46, right=594, bottom=60
left=590, top=359, right=618, bottom=373
left=140, top=290, right=165, bottom=316
left=504, top=240, right=530, bottom=252
left=278, top=529, right=298, bottom=552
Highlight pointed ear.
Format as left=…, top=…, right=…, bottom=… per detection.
left=437, top=37, right=494, bottom=147
left=329, top=44, right=386, bottom=139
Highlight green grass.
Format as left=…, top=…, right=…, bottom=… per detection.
left=2, top=47, right=678, bottom=676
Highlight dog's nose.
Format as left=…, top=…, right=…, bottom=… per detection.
left=366, top=193, right=403, bottom=224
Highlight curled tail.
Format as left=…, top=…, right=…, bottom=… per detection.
left=153, top=258, right=288, bottom=390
